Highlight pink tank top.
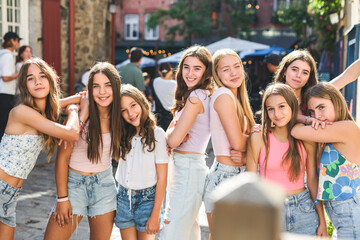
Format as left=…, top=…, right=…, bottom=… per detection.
left=258, top=132, right=306, bottom=191
left=210, top=87, right=236, bottom=156
left=69, top=133, right=112, bottom=173
left=174, top=89, right=210, bottom=154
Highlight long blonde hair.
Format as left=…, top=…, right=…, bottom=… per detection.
left=17, top=58, right=61, bottom=161
left=212, top=49, right=255, bottom=134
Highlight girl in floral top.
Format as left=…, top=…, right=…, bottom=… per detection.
left=292, top=82, right=360, bottom=239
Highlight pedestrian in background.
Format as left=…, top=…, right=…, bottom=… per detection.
left=0, top=32, right=21, bottom=142
left=247, top=83, right=327, bottom=236
left=0, top=58, right=80, bottom=240
left=115, top=84, right=168, bottom=240
left=44, top=62, right=121, bottom=240
left=204, top=49, right=255, bottom=238
left=152, top=62, right=176, bottom=131
left=118, top=47, right=145, bottom=94
left=15, top=45, right=32, bottom=72
left=160, top=45, right=213, bottom=240
left=292, top=82, right=360, bottom=239
left=143, top=72, right=153, bottom=104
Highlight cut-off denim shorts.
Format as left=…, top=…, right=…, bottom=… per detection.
left=0, top=178, right=21, bottom=227
left=282, top=189, right=319, bottom=235
left=115, top=184, right=161, bottom=232
left=203, top=160, right=245, bottom=213
left=324, top=190, right=360, bottom=240
left=52, top=167, right=117, bottom=217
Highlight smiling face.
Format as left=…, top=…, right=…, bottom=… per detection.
left=121, top=95, right=142, bottom=132
left=216, top=55, right=244, bottom=91
left=265, top=94, right=292, bottom=128
left=26, top=64, right=50, bottom=100
left=92, top=72, right=113, bottom=109
left=284, top=60, right=311, bottom=91
left=307, top=96, right=336, bottom=122
left=21, top=47, right=32, bottom=61
left=182, top=56, right=206, bottom=89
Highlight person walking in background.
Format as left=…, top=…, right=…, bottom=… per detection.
left=203, top=49, right=255, bottom=239
left=152, top=62, right=176, bottom=130
left=0, top=32, right=21, bottom=142
left=247, top=83, right=327, bottom=236
left=0, top=58, right=81, bottom=240
left=264, top=53, right=282, bottom=76
left=291, top=82, right=360, bottom=239
left=160, top=45, right=213, bottom=240
left=143, top=72, right=153, bottom=104
left=44, top=62, right=121, bottom=240
left=115, top=84, right=168, bottom=240
left=15, top=45, right=32, bottom=72
left=117, top=47, right=145, bottom=94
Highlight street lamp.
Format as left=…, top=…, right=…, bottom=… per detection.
left=109, top=0, right=117, bottom=64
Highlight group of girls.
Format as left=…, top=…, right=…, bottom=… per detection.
left=1, top=44, right=360, bottom=240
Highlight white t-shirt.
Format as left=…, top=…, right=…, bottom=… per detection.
left=153, top=77, right=176, bottom=111
left=0, top=49, right=16, bottom=95
left=115, top=126, right=169, bottom=190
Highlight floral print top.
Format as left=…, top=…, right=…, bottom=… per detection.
left=317, top=143, right=360, bottom=201
left=0, top=133, right=43, bottom=179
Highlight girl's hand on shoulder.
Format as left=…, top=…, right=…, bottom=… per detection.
left=54, top=200, right=72, bottom=227
left=251, top=124, right=262, bottom=133
left=145, top=214, right=160, bottom=235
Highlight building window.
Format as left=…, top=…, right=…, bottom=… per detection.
left=144, top=13, right=158, bottom=40
left=124, top=14, right=139, bottom=40
left=1, top=0, right=28, bottom=46
left=273, top=0, right=293, bottom=11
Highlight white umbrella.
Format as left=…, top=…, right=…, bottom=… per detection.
left=116, top=56, right=156, bottom=69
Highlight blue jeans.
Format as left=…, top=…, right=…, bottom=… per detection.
left=282, top=189, right=319, bottom=235
left=64, top=167, right=117, bottom=217
left=203, top=160, right=245, bottom=213
left=324, top=191, right=360, bottom=240
left=0, top=178, right=20, bottom=227
left=115, top=184, right=161, bottom=232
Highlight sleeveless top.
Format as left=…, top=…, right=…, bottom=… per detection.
left=259, top=132, right=306, bottom=191
left=210, top=87, right=236, bottom=156
left=68, top=133, right=112, bottom=173
left=317, top=143, right=360, bottom=201
left=174, top=89, right=211, bottom=154
left=0, top=133, right=43, bottom=179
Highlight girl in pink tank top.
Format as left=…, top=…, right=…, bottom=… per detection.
left=203, top=49, right=255, bottom=239
left=247, top=83, right=327, bottom=236
left=44, top=62, right=122, bottom=239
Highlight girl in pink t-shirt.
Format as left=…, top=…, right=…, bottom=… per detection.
left=247, top=83, right=327, bottom=236
left=160, top=45, right=213, bottom=240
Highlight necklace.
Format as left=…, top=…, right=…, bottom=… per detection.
left=100, top=118, right=110, bottom=120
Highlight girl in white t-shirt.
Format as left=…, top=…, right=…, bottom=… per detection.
left=115, top=84, right=168, bottom=240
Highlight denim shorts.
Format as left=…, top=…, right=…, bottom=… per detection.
left=324, top=190, right=360, bottom=239
left=115, top=184, right=161, bottom=232
left=282, top=189, right=319, bottom=235
left=0, top=178, right=21, bottom=227
left=58, top=167, right=117, bottom=217
left=203, top=160, right=245, bottom=213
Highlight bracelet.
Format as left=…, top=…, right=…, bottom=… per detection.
left=57, top=195, right=68, bottom=199
left=57, top=197, right=69, bottom=203
left=314, top=200, right=319, bottom=205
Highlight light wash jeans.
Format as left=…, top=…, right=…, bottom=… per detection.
left=159, top=152, right=208, bottom=240
left=324, top=190, right=360, bottom=240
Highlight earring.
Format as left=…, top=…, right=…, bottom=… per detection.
left=271, top=121, right=275, bottom=128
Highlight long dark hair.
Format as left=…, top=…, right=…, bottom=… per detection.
left=171, top=45, right=213, bottom=114
left=87, top=62, right=122, bottom=163
left=17, top=58, right=61, bottom=160
left=120, top=84, right=157, bottom=160
left=261, top=83, right=304, bottom=181
left=16, top=45, right=32, bottom=63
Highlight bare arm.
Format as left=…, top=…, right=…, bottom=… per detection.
left=166, top=97, right=203, bottom=148
left=146, top=163, right=168, bottom=235
left=303, top=141, right=328, bottom=236
left=59, top=94, right=82, bottom=109
left=246, top=132, right=263, bottom=173
left=215, top=94, right=247, bottom=152
left=2, top=72, right=19, bottom=82
left=330, top=58, right=360, bottom=90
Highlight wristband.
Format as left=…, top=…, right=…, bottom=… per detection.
left=314, top=200, right=319, bottom=205
left=57, top=195, right=68, bottom=199
left=57, top=197, right=69, bottom=203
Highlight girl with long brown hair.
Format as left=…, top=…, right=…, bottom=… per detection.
left=44, top=62, right=122, bottom=239
left=247, top=83, right=327, bottom=236
left=0, top=57, right=80, bottom=240
left=115, top=84, right=168, bottom=240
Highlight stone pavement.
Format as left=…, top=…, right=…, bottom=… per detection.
left=14, top=151, right=210, bottom=240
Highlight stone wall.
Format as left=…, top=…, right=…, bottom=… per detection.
left=29, top=0, right=43, bottom=59
left=60, top=0, right=113, bottom=94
